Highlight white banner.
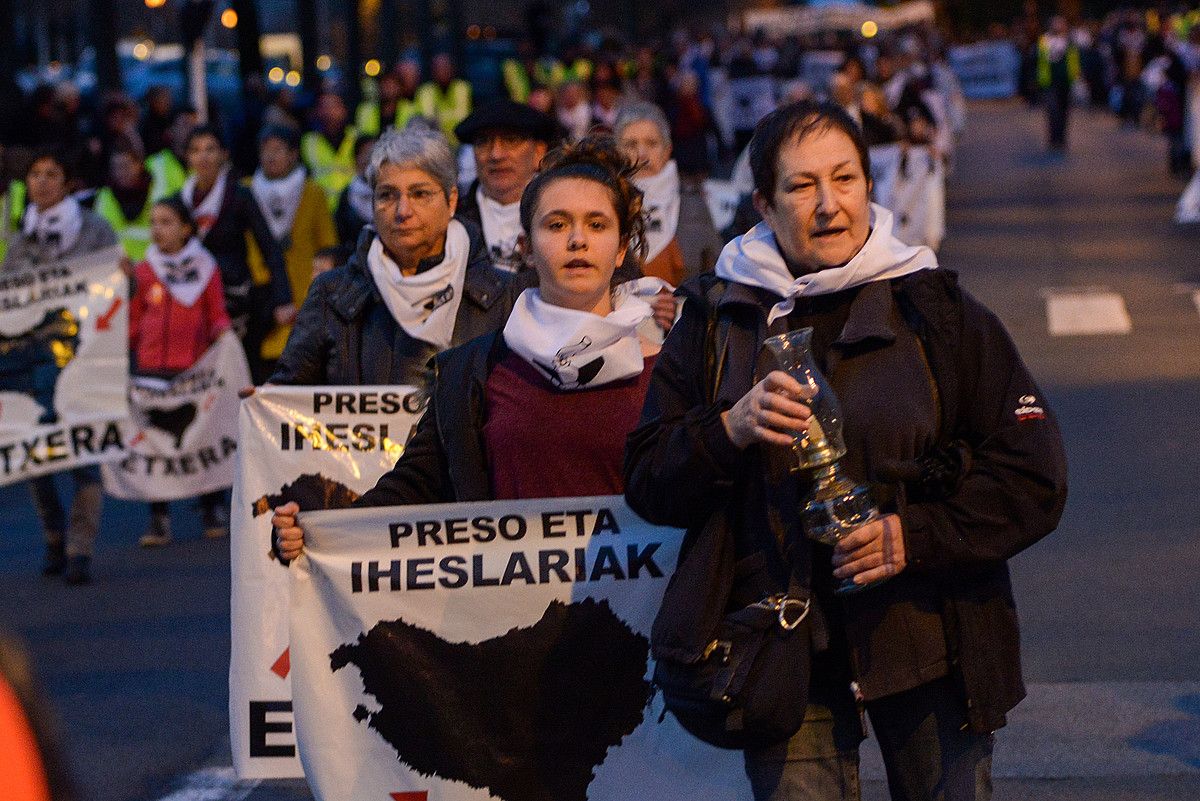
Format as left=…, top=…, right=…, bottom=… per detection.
left=230, top=384, right=422, bottom=779
left=800, top=50, right=847, bottom=94
left=888, top=146, right=946, bottom=251
left=102, top=331, right=250, bottom=500
left=0, top=247, right=130, bottom=486
left=742, top=0, right=934, bottom=36
left=947, top=41, right=1020, bottom=100
left=728, top=75, right=777, bottom=133
left=869, top=143, right=904, bottom=211
left=290, top=496, right=752, bottom=801
left=702, top=178, right=742, bottom=235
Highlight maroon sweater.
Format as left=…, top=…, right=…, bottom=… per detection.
left=483, top=351, right=657, bottom=500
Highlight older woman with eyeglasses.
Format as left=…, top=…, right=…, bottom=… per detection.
left=269, top=126, right=519, bottom=387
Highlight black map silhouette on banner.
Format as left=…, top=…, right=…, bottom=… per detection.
left=251, top=473, right=360, bottom=518
left=0, top=307, right=81, bottom=421
left=142, top=402, right=197, bottom=449
left=331, top=598, right=652, bottom=801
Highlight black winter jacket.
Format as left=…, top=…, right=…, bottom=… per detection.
left=269, top=219, right=521, bottom=387
left=179, top=178, right=290, bottom=315
left=354, top=331, right=510, bottom=507
left=624, top=270, right=1068, bottom=733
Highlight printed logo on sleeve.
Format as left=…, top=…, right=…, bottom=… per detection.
left=1015, top=394, right=1046, bottom=422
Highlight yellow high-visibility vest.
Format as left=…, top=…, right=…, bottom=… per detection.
left=0, top=181, right=25, bottom=263
left=146, top=149, right=187, bottom=203
left=355, top=99, right=422, bottom=136
left=93, top=186, right=153, bottom=263
left=415, top=80, right=472, bottom=144
left=502, top=59, right=532, bottom=101
left=1037, top=36, right=1081, bottom=89
left=302, top=127, right=359, bottom=211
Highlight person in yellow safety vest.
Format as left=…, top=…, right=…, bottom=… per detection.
left=355, top=60, right=423, bottom=136
left=502, top=57, right=533, bottom=103
left=93, top=148, right=154, bottom=264
left=416, top=53, right=473, bottom=144
left=0, top=180, right=25, bottom=264
left=303, top=92, right=359, bottom=212
left=1037, top=15, right=1081, bottom=152
left=245, top=125, right=338, bottom=372
left=502, top=40, right=540, bottom=102
left=146, top=107, right=198, bottom=202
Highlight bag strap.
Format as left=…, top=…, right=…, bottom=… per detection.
left=702, top=279, right=734, bottom=406
left=894, top=273, right=970, bottom=447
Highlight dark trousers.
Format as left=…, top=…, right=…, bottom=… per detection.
left=29, top=466, right=102, bottom=557
left=149, top=491, right=224, bottom=517
left=745, top=676, right=993, bottom=801
left=1045, top=84, right=1071, bottom=149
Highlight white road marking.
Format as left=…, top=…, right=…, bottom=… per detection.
left=861, top=681, right=1200, bottom=779
left=1041, top=288, right=1133, bottom=336
left=154, top=767, right=259, bottom=801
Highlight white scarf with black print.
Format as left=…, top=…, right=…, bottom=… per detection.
left=251, top=166, right=307, bottom=242
left=22, top=196, right=84, bottom=258
left=476, top=186, right=523, bottom=273
left=146, top=237, right=218, bottom=307
left=634, top=159, right=681, bottom=265
left=366, top=218, right=470, bottom=351
left=502, top=277, right=669, bottom=390
left=181, top=166, right=229, bottom=238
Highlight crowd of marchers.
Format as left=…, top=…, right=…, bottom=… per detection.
left=0, top=16, right=1077, bottom=801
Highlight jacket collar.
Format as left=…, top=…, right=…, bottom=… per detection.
left=331, top=217, right=504, bottom=320
left=714, top=275, right=896, bottom=347
left=834, top=279, right=896, bottom=347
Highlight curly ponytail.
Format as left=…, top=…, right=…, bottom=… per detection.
left=519, top=135, right=648, bottom=265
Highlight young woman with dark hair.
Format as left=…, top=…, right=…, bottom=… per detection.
left=271, top=135, right=669, bottom=557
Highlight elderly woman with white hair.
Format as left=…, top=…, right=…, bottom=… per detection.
left=269, top=126, right=518, bottom=387
left=615, top=101, right=724, bottom=287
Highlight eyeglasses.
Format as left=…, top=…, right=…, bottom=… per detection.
left=373, top=187, right=443, bottom=208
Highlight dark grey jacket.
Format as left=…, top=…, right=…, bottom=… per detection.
left=2, top=208, right=118, bottom=268
left=269, top=218, right=523, bottom=387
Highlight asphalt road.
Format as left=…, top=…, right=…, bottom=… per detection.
left=1, top=98, right=1198, bottom=801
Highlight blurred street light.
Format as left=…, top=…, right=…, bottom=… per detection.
left=316, top=55, right=332, bottom=71
left=861, top=20, right=878, bottom=38
left=221, top=8, right=238, bottom=27
left=364, top=58, right=381, bottom=77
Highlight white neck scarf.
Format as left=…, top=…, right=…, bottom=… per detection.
left=22, top=196, right=84, bottom=258
left=348, top=175, right=374, bottom=223
left=476, top=186, right=523, bottom=273
left=181, top=166, right=229, bottom=238
left=558, top=103, right=593, bottom=141
left=503, top=277, right=669, bottom=390
left=146, top=238, right=219, bottom=307
left=251, top=166, right=307, bottom=242
left=634, top=160, right=681, bottom=265
left=715, top=203, right=937, bottom=325
left=366, top=218, right=470, bottom=351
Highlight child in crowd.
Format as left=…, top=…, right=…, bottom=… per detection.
left=128, top=197, right=232, bottom=546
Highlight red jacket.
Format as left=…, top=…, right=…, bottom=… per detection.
left=129, top=261, right=230, bottom=376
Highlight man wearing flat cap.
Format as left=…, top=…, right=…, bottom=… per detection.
left=454, top=99, right=559, bottom=273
